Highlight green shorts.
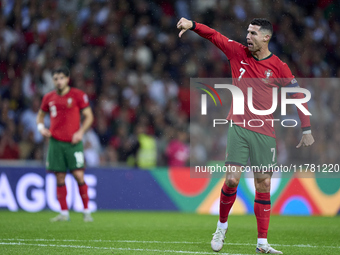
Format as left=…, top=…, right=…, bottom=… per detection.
left=225, top=124, right=277, bottom=168
left=47, top=137, right=85, bottom=172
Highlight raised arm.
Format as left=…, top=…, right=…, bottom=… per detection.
left=177, top=17, right=238, bottom=59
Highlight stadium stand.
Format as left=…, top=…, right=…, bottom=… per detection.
left=0, top=0, right=339, bottom=166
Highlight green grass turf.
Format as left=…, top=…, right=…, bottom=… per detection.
left=0, top=211, right=339, bottom=255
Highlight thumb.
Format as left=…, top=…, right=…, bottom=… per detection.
left=296, top=139, right=303, bottom=148
left=179, top=29, right=186, bottom=38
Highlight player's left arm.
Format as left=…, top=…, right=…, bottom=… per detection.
left=280, top=65, right=314, bottom=148
left=290, top=91, right=315, bottom=148
left=72, top=91, right=94, bottom=144
left=72, top=106, right=94, bottom=144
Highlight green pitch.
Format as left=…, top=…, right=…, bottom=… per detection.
left=0, top=211, right=339, bottom=255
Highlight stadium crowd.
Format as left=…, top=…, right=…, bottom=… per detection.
left=0, top=0, right=339, bottom=167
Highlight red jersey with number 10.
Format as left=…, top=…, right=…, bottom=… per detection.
left=40, top=88, right=90, bottom=142
left=193, top=22, right=310, bottom=138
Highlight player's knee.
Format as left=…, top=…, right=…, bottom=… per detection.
left=72, top=173, right=84, bottom=184
left=74, top=176, right=84, bottom=184
left=74, top=175, right=84, bottom=185
left=255, top=178, right=271, bottom=192
left=225, top=178, right=239, bottom=188
left=55, top=174, right=66, bottom=185
left=56, top=179, right=65, bottom=186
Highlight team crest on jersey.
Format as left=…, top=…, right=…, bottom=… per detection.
left=67, top=98, right=73, bottom=107
left=262, top=69, right=273, bottom=84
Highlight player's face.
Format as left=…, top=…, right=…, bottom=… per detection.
left=246, top=24, right=264, bottom=52
left=53, top=73, right=69, bottom=93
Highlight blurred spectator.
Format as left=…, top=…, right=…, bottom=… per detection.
left=0, top=17, right=18, bottom=52
left=20, top=95, right=49, bottom=144
left=58, top=0, right=79, bottom=14
left=19, top=131, right=35, bottom=159
left=83, top=128, right=101, bottom=167
left=0, top=120, right=19, bottom=159
left=123, top=123, right=157, bottom=169
left=148, top=72, right=178, bottom=108
left=27, top=144, right=44, bottom=161
left=100, top=146, right=119, bottom=165
left=165, top=128, right=189, bottom=167
left=0, top=98, right=16, bottom=130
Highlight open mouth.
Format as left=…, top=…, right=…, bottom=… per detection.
left=247, top=42, right=253, bottom=47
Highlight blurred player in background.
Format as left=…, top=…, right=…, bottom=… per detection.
left=177, top=18, right=314, bottom=254
left=37, top=66, right=94, bottom=222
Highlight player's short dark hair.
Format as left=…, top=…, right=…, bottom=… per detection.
left=250, top=18, right=273, bottom=35
left=52, top=66, right=70, bottom=77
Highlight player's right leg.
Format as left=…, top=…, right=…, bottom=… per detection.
left=72, top=169, right=93, bottom=222
left=50, top=172, right=70, bottom=222
left=253, top=173, right=282, bottom=254
left=211, top=124, right=249, bottom=252
left=249, top=130, right=282, bottom=254
left=211, top=169, right=242, bottom=252
left=66, top=141, right=93, bottom=222
left=47, top=138, right=70, bottom=222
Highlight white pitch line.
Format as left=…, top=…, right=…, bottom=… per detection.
left=0, top=242, right=251, bottom=255
left=1, top=238, right=201, bottom=244
left=1, top=238, right=339, bottom=249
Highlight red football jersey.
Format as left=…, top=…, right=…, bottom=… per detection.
left=193, top=23, right=310, bottom=138
left=41, top=88, right=90, bottom=142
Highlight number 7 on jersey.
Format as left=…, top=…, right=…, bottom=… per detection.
left=238, top=68, right=246, bottom=81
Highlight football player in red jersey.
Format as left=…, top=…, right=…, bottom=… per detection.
left=177, top=18, right=314, bottom=254
left=37, top=66, right=94, bottom=222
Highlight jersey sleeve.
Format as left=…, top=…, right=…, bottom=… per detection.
left=290, top=93, right=311, bottom=130
left=76, top=90, right=90, bottom=110
left=192, top=22, right=244, bottom=60
left=40, top=95, right=49, bottom=112
left=279, top=63, right=295, bottom=87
